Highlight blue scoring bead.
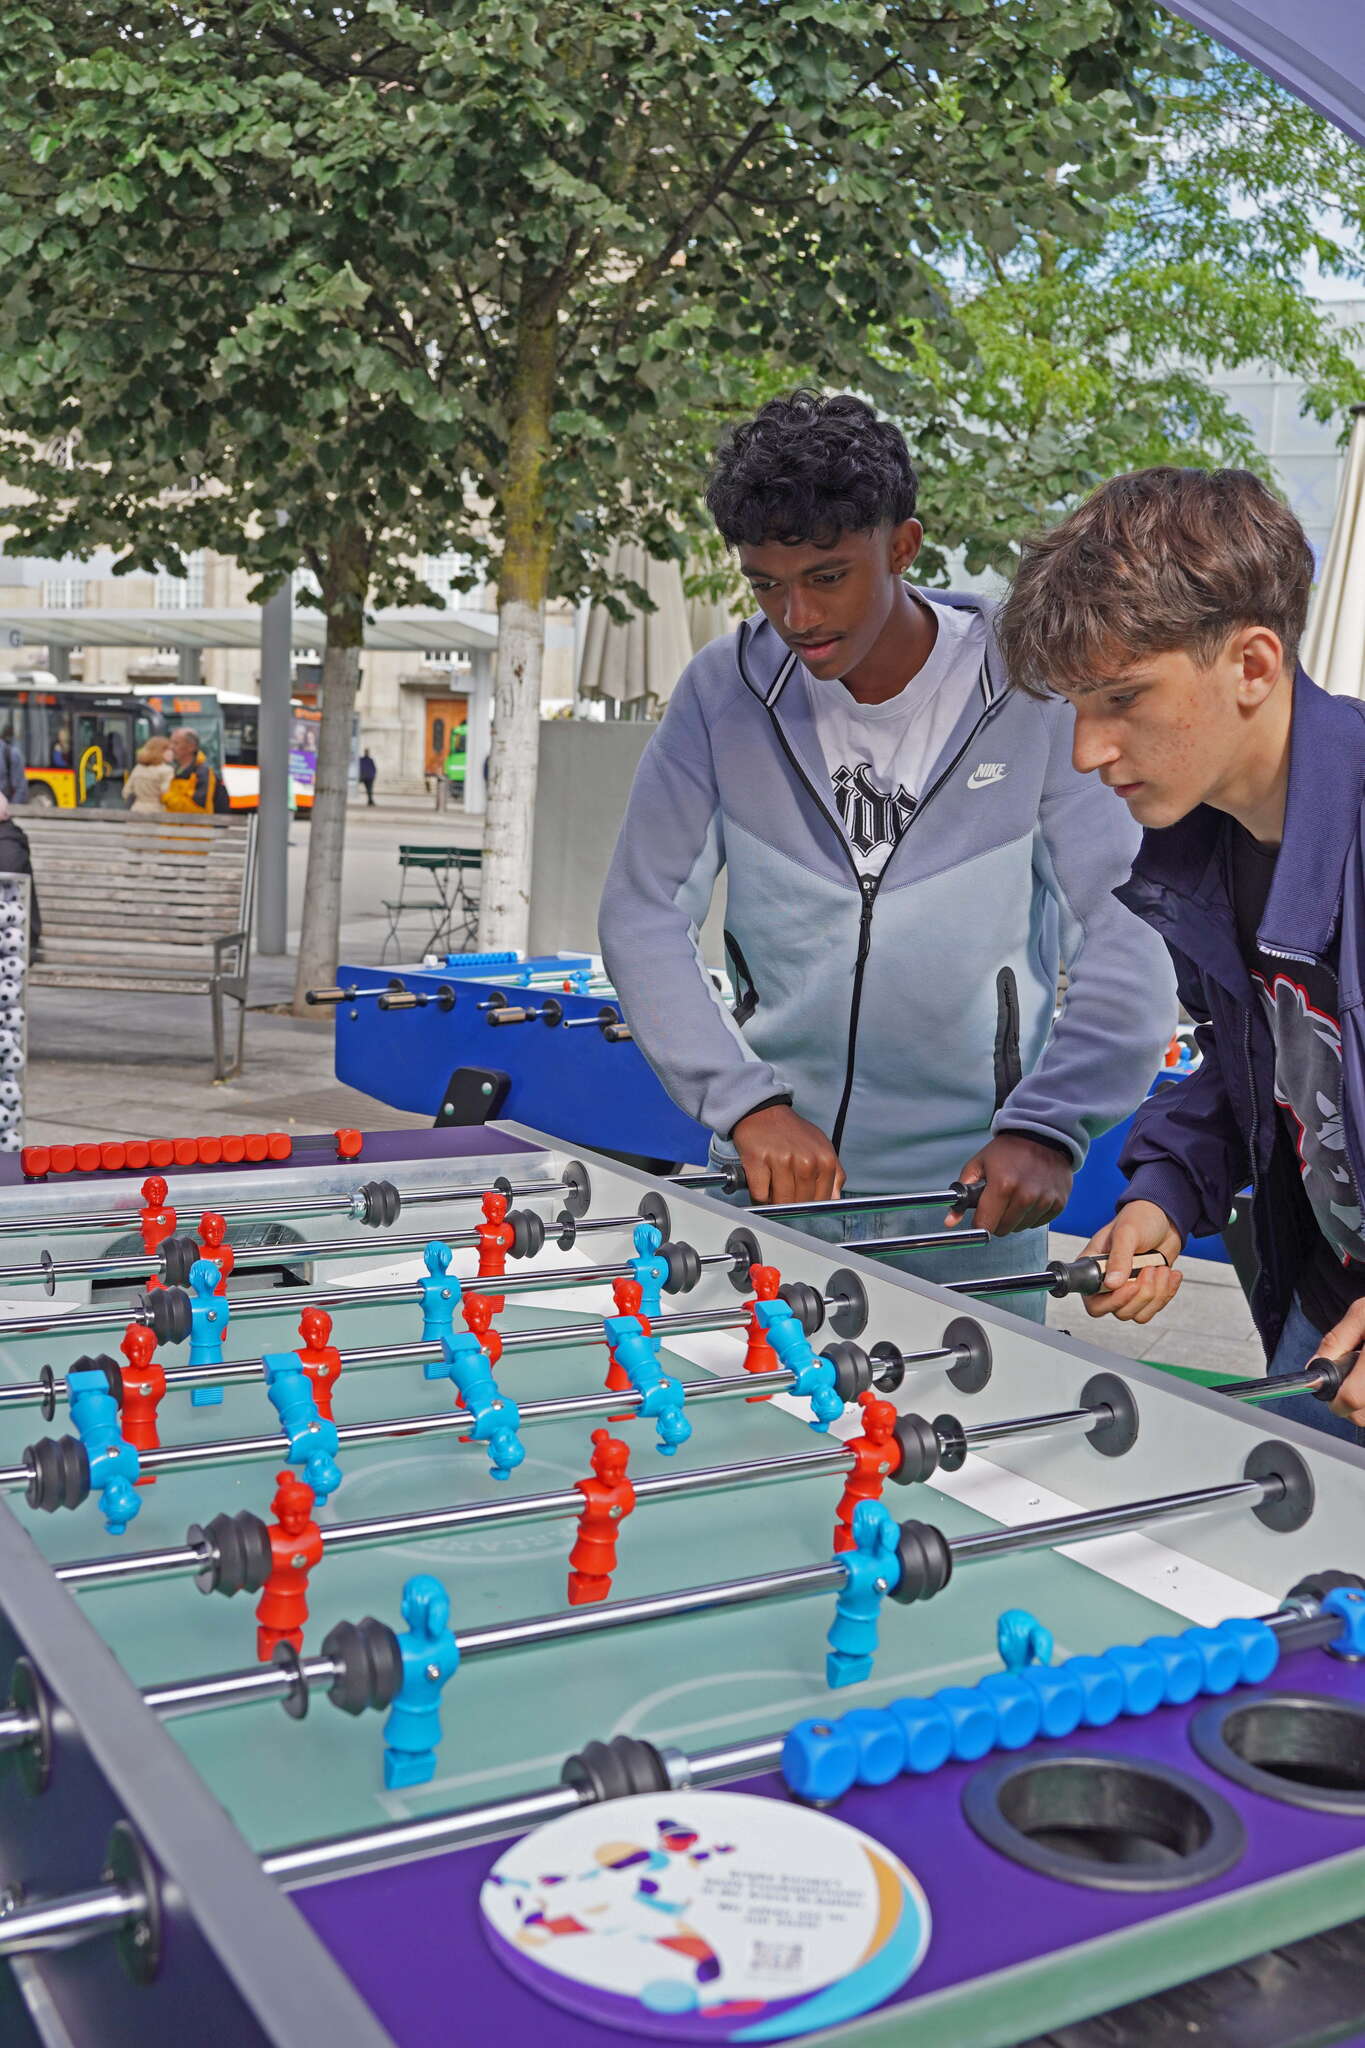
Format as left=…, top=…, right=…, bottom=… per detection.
left=1179, top=1624, right=1244, bottom=1696
left=1063, top=1655, right=1125, bottom=1727
left=1142, top=1633, right=1206, bottom=1706
left=976, top=1672, right=1042, bottom=1751
left=838, top=1707, right=905, bottom=1787
left=1099, top=1644, right=1166, bottom=1717
left=1019, top=1660, right=1087, bottom=1738
left=1208, top=1616, right=1280, bottom=1685
left=886, top=1697, right=954, bottom=1776
left=934, top=1686, right=997, bottom=1761
left=782, top=1718, right=860, bottom=1804
left=1322, top=1587, right=1365, bottom=1659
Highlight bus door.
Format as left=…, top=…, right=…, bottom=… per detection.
left=72, top=709, right=135, bottom=807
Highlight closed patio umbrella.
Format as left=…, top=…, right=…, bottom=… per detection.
left=1302, top=405, right=1365, bottom=698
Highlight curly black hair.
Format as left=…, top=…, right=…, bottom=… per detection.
left=705, top=391, right=919, bottom=548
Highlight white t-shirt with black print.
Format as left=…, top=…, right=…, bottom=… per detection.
left=804, top=596, right=987, bottom=876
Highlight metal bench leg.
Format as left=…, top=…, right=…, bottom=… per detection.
left=210, top=976, right=227, bottom=1081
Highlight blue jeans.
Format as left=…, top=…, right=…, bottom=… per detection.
left=1267, top=1294, right=1365, bottom=1446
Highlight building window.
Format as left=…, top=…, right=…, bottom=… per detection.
left=155, top=551, right=205, bottom=609
left=420, top=553, right=471, bottom=604
left=42, top=578, right=86, bottom=609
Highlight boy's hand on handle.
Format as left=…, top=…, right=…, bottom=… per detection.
left=1315, top=1298, right=1365, bottom=1425
left=948, top=1133, right=1073, bottom=1235
left=1081, top=1201, right=1184, bottom=1323
left=731, top=1105, right=845, bottom=1207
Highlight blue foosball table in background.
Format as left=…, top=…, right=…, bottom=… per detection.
left=0, top=1122, right=1356, bottom=2044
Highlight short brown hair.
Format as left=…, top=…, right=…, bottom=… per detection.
left=997, top=467, right=1315, bottom=698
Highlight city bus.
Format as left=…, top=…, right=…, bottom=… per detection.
left=217, top=691, right=320, bottom=811
left=0, top=678, right=224, bottom=807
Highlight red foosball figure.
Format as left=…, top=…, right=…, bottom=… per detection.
left=255, top=1471, right=324, bottom=1663
left=462, top=1293, right=503, bottom=1366
left=605, top=1275, right=650, bottom=1418
left=832, top=1392, right=903, bottom=1552
left=296, top=1308, right=343, bottom=1421
left=197, top=1212, right=235, bottom=1296
left=567, top=1430, right=635, bottom=1605
left=475, top=1190, right=516, bottom=1311
left=742, top=1264, right=783, bottom=1400
left=118, top=1323, right=167, bottom=1481
left=139, top=1175, right=177, bottom=1289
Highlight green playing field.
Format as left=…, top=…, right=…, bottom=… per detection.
left=0, top=1284, right=1192, bottom=1865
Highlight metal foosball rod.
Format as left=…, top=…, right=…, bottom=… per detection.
left=6, top=1316, right=1002, bottom=1510
left=0, top=1201, right=663, bottom=1293
left=0, top=1268, right=898, bottom=1417
left=54, top=1382, right=1122, bottom=1597
left=0, top=1456, right=1301, bottom=1755
left=672, top=1169, right=987, bottom=1220
left=0, top=1242, right=729, bottom=1342
left=0, top=1163, right=597, bottom=1242
left=1214, top=1354, right=1354, bottom=1407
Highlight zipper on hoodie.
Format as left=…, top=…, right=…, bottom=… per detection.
left=762, top=683, right=997, bottom=1156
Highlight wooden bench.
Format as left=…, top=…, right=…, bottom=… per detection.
left=24, top=812, right=257, bottom=1079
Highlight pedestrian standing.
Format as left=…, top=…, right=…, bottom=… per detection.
left=358, top=748, right=377, bottom=807
left=123, top=736, right=173, bottom=814
left=0, top=727, right=29, bottom=806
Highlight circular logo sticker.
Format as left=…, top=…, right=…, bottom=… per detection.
left=480, top=1789, right=930, bottom=2040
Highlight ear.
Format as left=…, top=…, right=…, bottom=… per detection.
left=888, top=519, right=924, bottom=577
left=1234, top=626, right=1287, bottom=709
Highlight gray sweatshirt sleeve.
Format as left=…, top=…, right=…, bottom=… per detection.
left=991, top=700, right=1177, bottom=1165
left=598, top=668, right=791, bottom=1139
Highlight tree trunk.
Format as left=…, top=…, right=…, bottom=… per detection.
left=291, top=525, right=370, bottom=1014
left=477, top=288, right=558, bottom=953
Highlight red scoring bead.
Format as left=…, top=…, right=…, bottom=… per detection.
left=335, top=1127, right=363, bottom=1160
left=244, top=1134, right=268, bottom=1162
left=20, top=1146, right=49, bottom=1179
left=196, top=1137, right=223, bottom=1166
left=173, top=1138, right=197, bottom=1167
left=220, top=1135, right=246, bottom=1164
left=149, top=1141, right=174, bottom=1169
left=125, top=1141, right=151, bottom=1171
left=267, top=1132, right=291, bottom=1161
left=99, top=1143, right=127, bottom=1172
left=50, top=1145, right=76, bottom=1175
left=74, top=1144, right=101, bottom=1173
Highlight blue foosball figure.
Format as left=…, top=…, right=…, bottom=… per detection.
left=754, top=1299, right=843, bottom=1431
left=188, top=1258, right=230, bottom=1406
left=68, top=1364, right=142, bottom=1536
left=383, top=1573, right=461, bottom=1790
left=426, top=1330, right=525, bottom=1482
left=603, top=1313, right=691, bottom=1455
left=418, top=1241, right=462, bottom=1344
left=826, top=1499, right=902, bottom=1689
left=263, top=1353, right=343, bottom=1500
left=629, top=1222, right=670, bottom=1323
left=998, top=1608, right=1054, bottom=1672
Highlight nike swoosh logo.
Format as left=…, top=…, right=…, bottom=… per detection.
left=967, top=763, right=1006, bottom=789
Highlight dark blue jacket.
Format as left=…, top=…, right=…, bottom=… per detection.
left=1117, top=673, right=1365, bottom=1356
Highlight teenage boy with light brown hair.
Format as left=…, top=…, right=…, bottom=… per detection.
left=998, top=465, right=1365, bottom=1442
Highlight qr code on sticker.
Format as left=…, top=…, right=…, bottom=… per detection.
left=749, top=1940, right=804, bottom=1976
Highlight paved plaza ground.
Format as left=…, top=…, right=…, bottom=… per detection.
left=19, top=792, right=1261, bottom=1383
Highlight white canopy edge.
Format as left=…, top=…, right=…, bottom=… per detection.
left=0, top=607, right=498, bottom=654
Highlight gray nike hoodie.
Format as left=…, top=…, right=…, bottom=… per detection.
left=599, top=593, right=1175, bottom=1194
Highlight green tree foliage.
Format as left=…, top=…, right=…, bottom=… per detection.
left=906, top=36, right=1365, bottom=579
left=0, top=0, right=1196, bottom=968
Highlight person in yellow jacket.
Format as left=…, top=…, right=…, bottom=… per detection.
left=162, top=727, right=227, bottom=814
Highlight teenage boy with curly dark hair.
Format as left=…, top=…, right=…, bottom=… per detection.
left=599, top=392, right=1173, bottom=1307
left=998, top=464, right=1365, bottom=1434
